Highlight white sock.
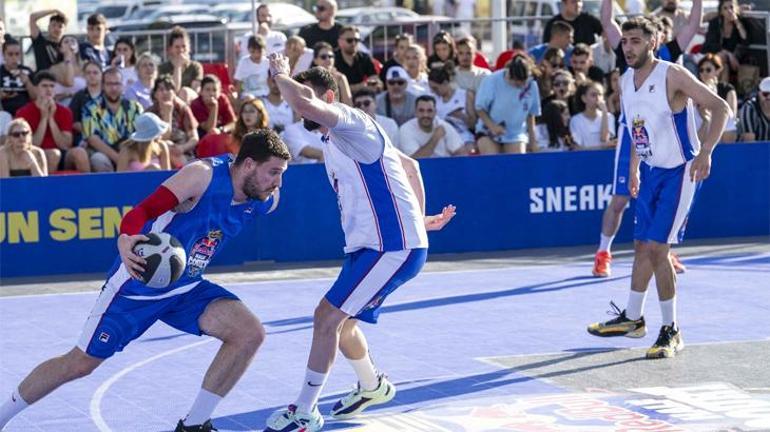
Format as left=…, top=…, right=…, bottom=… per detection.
left=294, top=368, right=328, bottom=413
left=598, top=234, right=615, bottom=252
left=626, top=290, right=647, bottom=321
left=184, top=388, right=222, bottom=426
left=0, top=388, right=29, bottom=428
left=348, top=354, right=379, bottom=391
left=660, top=297, right=677, bottom=328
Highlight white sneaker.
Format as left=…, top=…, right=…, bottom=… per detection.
left=330, top=374, right=396, bottom=420
left=264, top=404, right=323, bottom=432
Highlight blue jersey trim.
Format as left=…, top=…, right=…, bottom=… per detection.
left=672, top=108, right=695, bottom=161
left=357, top=160, right=405, bottom=251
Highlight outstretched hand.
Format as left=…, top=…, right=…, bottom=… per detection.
left=425, top=205, right=457, bottom=231
left=268, top=52, right=291, bottom=78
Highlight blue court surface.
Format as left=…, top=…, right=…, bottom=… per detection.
left=1, top=248, right=769, bottom=432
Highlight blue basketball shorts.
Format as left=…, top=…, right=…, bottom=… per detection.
left=77, top=276, right=238, bottom=359
left=325, top=248, right=427, bottom=324
left=613, top=128, right=632, bottom=196
left=634, top=160, right=700, bottom=245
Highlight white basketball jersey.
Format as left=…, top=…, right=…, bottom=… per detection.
left=322, top=117, right=428, bottom=254
left=620, top=60, right=700, bottom=169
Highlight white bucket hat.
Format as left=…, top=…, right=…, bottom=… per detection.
left=130, top=112, right=169, bottom=142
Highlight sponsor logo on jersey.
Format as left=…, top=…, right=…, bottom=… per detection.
left=187, top=229, right=223, bottom=277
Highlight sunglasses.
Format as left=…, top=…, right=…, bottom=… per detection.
left=553, top=80, right=569, bottom=87
left=550, top=61, right=564, bottom=68
left=388, top=80, right=406, bottom=86
left=354, top=100, right=373, bottom=108
left=317, top=54, right=333, bottom=60
left=314, top=4, right=326, bottom=12
left=699, top=67, right=715, bottom=73
left=10, top=130, right=31, bottom=138
left=762, top=92, right=770, bottom=98
left=345, top=38, right=361, bottom=44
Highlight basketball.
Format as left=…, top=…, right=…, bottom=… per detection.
left=133, top=232, right=186, bottom=289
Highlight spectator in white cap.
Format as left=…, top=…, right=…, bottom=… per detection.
left=117, top=112, right=172, bottom=172
left=375, top=66, right=417, bottom=126
left=739, top=77, right=770, bottom=142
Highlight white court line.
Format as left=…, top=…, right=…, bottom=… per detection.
left=89, top=338, right=215, bottom=432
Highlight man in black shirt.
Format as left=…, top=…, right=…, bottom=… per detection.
left=29, top=9, right=67, bottom=72
left=0, top=40, right=35, bottom=115
left=298, top=0, right=343, bottom=50
left=543, top=0, right=603, bottom=46
left=334, top=26, right=380, bottom=93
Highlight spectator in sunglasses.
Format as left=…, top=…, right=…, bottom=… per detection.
left=697, top=54, right=737, bottom=142
left=353, top=87, right=399, bottom=148
left=334, top=26, right=380, bottom=93
left=313, top=41, right=352, bottom=106
left=298, top=0, right=343, bottom=50
left=376, top=66, right=418, bottom=127
left=0, top=118, right=48, bottom=177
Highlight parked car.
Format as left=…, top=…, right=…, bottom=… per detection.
left=111, top=15, right=228, bottom=62
left=361, top=16, right=454, bottom=62
left=337, top=7, right=421, bottom=35
left=210, top=2, right=315, bottom=28
left=126, top=4, right=210, bottom=22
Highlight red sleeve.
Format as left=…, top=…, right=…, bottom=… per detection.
left=119, top=185, right=180, bottom=235
left=219, top=95, right=236, bottom=125
left=190, top=97, right=207, bottom=124
left=55, top=104, right=74, bottom=133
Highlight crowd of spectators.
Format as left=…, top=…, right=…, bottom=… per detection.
left=0, top=0, right=768, bottom=178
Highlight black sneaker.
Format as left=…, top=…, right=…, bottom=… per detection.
left=646, top=325, right=684, bottom=359
left=587, top=301, right=646, bottom=338
left=175, top=420, right=217, bottom=432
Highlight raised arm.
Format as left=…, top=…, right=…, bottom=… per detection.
left=29, top=9, right=61, bottom=39
left=268, top=53, right=341, bottom=129
left=601, top=0, right=622, bottom=49
left=676, top=0, right=702, bottom=50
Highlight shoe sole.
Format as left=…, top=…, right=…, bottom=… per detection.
left=331, top=384, right=397, bottom=420
left=645, top=339, right=685, bottom=359
left=587, top=326, right=646, bottom=338
left=592, top=270, right=610, bottom=277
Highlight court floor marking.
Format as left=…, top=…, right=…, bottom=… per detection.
left=473, top=336, right=770, bottom=367
left=3, top=250, right=767, bottom=301
left=89, top=338, right=216, bottom=432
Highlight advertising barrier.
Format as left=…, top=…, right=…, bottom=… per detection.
left=1, top=143, right=768, bottom=279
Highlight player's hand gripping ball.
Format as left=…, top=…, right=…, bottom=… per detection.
left=132, top=233, right=186, bottom=288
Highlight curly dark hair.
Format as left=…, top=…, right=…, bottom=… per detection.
left=235, top=129, right=291, bottom=165
left=294, top=66, right=338, bottom=95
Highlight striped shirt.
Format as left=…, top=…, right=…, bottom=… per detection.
left=739, top=98, right=770, bottom=141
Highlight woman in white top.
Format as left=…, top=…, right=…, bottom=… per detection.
left=427, top=65, right=476, bottom=147
left=50, top=35, right=86, bottom=106
left=404, top=44, right=429, bottom=95
left=111, top=38, right=138, bottom=87
left=569, top=81, right=614, bottom=149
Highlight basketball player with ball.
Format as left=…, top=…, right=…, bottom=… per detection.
left=0, top=117, right=291, bottom=432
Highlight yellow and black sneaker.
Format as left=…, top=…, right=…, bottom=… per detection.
left=587, top=301, right=646, bottom=338
left=646, top=325, right=684, bottom=359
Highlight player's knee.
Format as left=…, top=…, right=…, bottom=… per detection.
left=241, top=321, right=266, bottom=352
left=63, top=349, right=101, bottom=379
left=313, top=304, right=345, bottom=336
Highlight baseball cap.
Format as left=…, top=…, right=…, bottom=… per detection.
left=386, top=66, right=408, bottom=82
left=759, top=77, right=770, bottom=93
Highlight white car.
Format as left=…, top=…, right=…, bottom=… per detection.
left=211, top=2, right=315, bottom=28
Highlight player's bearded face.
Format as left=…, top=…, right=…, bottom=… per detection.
left=244, top=158, right=285, bottom=200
